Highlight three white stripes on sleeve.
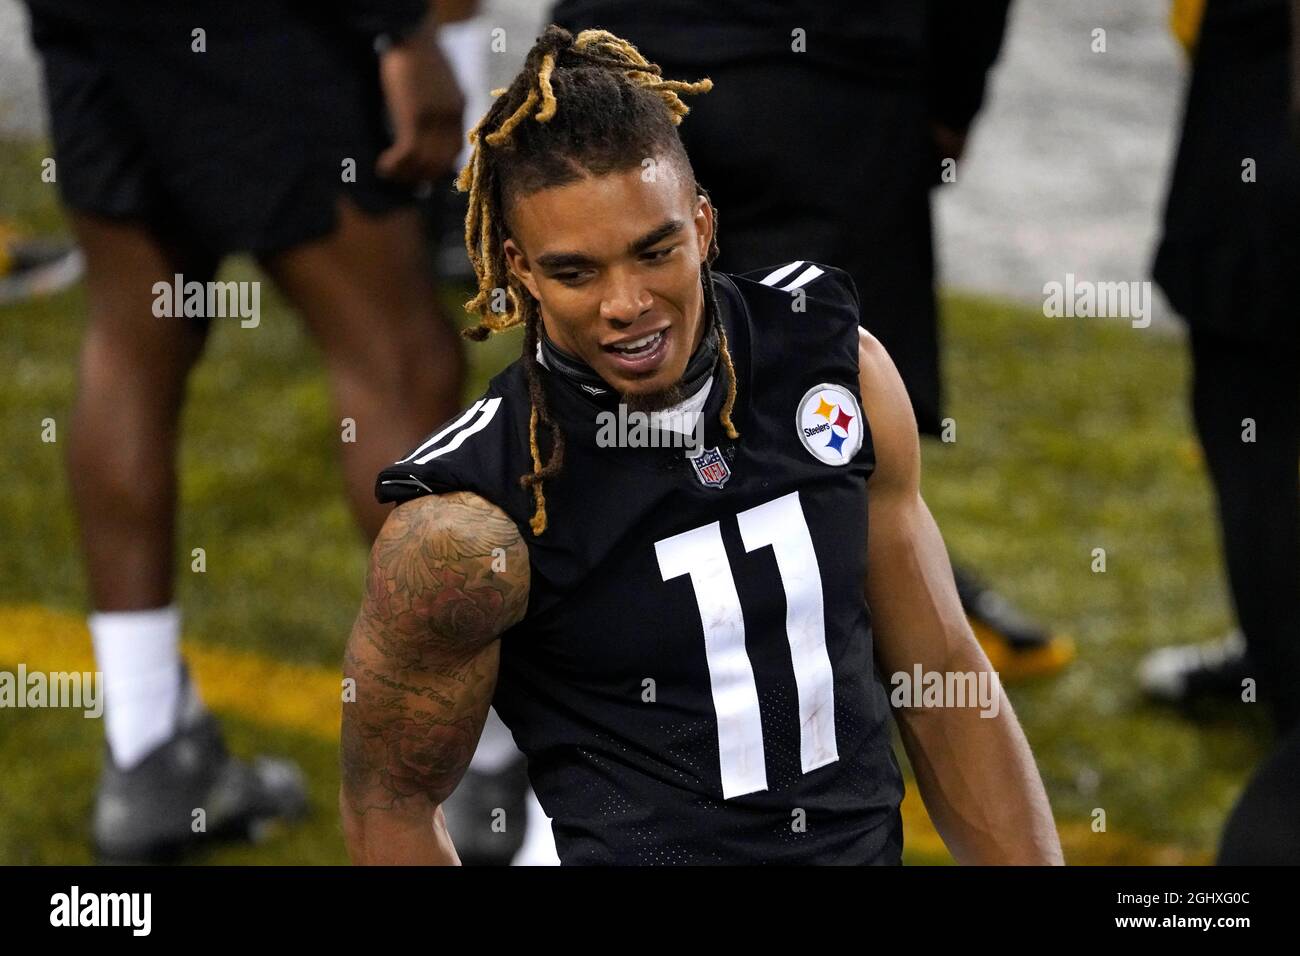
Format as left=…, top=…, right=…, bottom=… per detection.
left=757, top=260, right=825, bottom=291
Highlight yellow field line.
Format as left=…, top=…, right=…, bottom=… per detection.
left=0, top=604, right=340, bottom=740
left=0, top=603, right=1208, bottom=864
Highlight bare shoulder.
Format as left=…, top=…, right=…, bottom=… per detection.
left=363, top=491, right=531, bottom=660
left=857, top=328, right=921, bottom=493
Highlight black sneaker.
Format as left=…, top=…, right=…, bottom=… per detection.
left=92, top=668, right=307, bottom=863
left=1138, top=630, right=1253, bottom=707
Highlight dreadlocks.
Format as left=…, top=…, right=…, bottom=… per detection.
left=454, top=25, right=740, bottom=536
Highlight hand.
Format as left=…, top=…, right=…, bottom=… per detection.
left=377, top=15, right=466, bottom=183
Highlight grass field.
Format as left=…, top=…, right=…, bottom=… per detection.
left=0, top=137, right=1269, bottom=865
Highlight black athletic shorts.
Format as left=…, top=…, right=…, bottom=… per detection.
left=27, top=4, right=415, bottom=258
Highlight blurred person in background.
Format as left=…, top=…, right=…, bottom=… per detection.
left=1143, top=0, right=1300, bottom=863
left=22, top=0, right=466, bottom=861
left=1142, top=0, right=1299, bottom=735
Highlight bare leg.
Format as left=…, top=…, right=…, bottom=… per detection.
left=261, top=199, right=464, bottom=541
left=65, top=214, right=212, bottom=611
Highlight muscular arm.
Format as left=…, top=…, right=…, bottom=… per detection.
left=859, top=329, right=1063, bottom=865
left=340, top=491, right=529, bottom=865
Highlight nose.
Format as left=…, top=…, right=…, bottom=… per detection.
left=600, top=268, right=653, bottom=328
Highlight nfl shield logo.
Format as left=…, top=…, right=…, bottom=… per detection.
left=689, top=446, right=731, bottom=489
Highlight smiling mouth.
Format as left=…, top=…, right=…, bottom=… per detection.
left=605, top=328, right=667, bottom=355
left=601, top=326, right=672, bottom=376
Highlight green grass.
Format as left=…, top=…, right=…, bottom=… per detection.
left=0, top=135, right=1267, bottom=864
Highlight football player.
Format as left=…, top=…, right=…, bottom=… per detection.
left=341, top=26, right=1062, bottom=864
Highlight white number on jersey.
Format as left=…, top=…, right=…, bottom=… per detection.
left=655, top=491, right=838, bottom=799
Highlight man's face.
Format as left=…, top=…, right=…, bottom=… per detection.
left=503, top=162, right=714, bottom=410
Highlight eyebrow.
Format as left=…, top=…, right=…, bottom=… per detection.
left=535, top=219, right=684, bottom=272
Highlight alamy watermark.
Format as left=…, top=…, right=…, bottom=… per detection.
left=889, top=664, right=1002, bottom=718
left=0, top=666, right=103, bottom=718
left=50, top=886, right=151, bottom=936
left=153, top=273, right=260, bottom=328
left=595, top=403, right=704, bottom=452
left=1042, top=273, right=1151, bottom=328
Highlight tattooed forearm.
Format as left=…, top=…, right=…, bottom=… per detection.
left=340, top=492, right=529, bottom=824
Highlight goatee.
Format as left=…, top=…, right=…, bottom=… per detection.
left=621, top=381, right=687, bottom=414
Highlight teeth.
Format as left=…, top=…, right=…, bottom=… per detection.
left=611, top=330, right=663, bottom=353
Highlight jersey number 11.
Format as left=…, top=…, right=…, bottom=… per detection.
left=655, top=490, right=839, bottom=799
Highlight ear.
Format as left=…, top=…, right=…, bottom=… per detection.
left=503, top=237, right=542, bottom=301
left=693, top=193, right=715, bottom=261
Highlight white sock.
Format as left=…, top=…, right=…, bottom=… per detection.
left=89, top=604, right=186, bottom=769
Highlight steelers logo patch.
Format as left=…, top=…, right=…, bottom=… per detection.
left=795, top=383, right=863, bottom=465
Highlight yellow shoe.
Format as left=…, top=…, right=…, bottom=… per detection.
left=954, top=564, right=1076, bottom=681
left=971, top=618, right=1077, bottom=681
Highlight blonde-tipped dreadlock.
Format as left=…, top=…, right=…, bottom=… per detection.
left=455, top=25, right=739, bottom=536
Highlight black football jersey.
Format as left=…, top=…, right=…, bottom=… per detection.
left=377, top=261, right=905, bottom=864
